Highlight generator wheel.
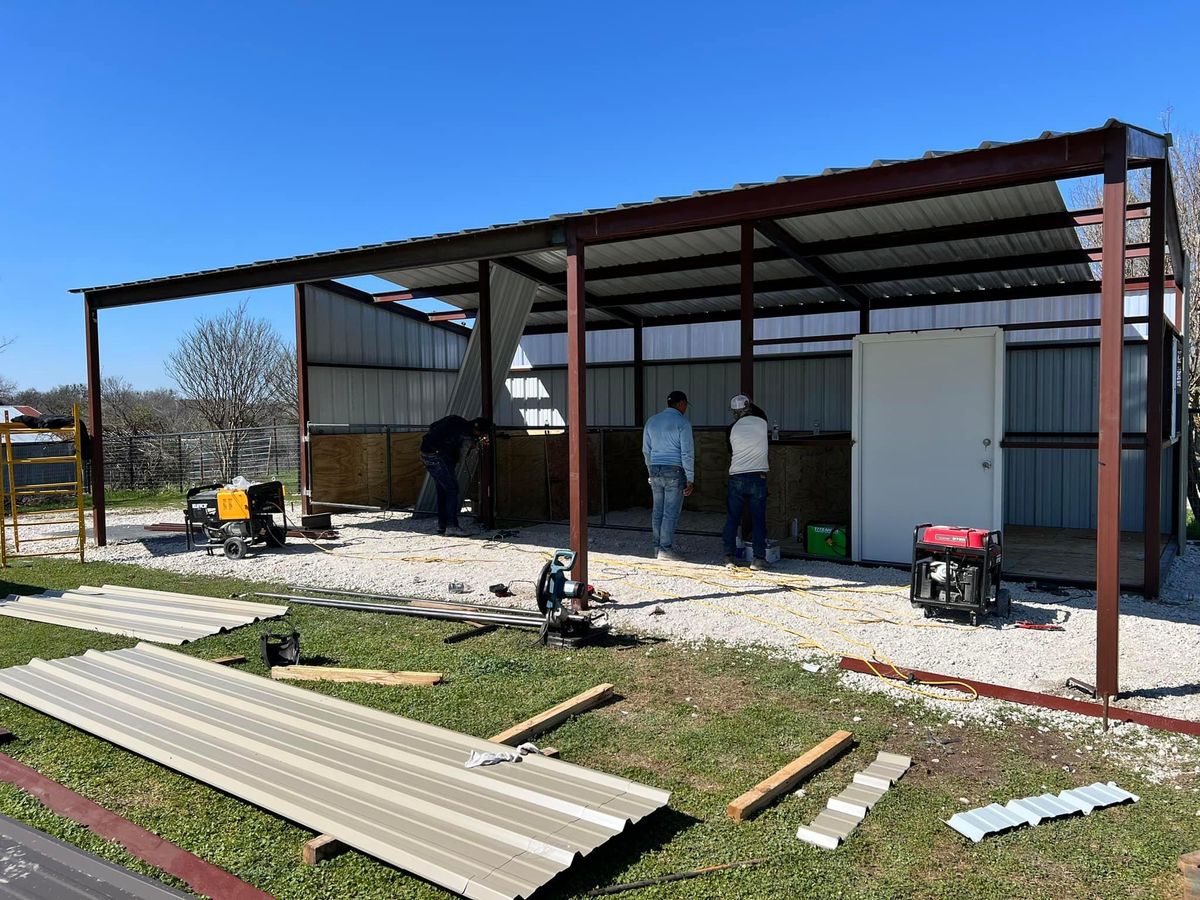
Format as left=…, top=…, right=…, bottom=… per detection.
left=996, top=588, right=1012, bottom=619
left=223, top=537, right=248, bottom=560
left=264, top=521, right=287, bottom=548
left=969, top=612, right=979, bottom=627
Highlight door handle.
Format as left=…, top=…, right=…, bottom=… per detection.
left=981, top=460, right=992, bottom=469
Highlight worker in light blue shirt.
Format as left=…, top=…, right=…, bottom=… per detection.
left=642, top=390, right=695, bottom=561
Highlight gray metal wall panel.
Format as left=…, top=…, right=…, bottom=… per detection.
left=309, top=367, right=455, bottom=426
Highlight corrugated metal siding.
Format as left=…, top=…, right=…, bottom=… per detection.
left=306, top=284, right=466, bottom=370
left=309, top=367, right=456, bottom=426
left=0, top=586, right=288, bottom=645
left=0, top=814, right=191, bottom=899
left=0, top=644, right=670, bottom=900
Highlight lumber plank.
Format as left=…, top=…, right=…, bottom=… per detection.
left=302, top=833, right=347, bottom=865
left=490, top=683, right=614, bottom=746
left=270, top=666, right=442, bottom=686
left=727, top=729, right=854, bottom=822
left=209, top=655, right=247, bottom=666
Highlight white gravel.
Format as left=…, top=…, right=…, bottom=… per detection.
left=23, top=506, right=1200, bottom=735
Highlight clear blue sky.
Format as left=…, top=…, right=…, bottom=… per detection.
left=1, top=0, right=1196, bottom=390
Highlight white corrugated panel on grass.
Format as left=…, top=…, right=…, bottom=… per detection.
left=0, top=586, right=287, bottom=644
left=0, top=644, right=670, bottom=900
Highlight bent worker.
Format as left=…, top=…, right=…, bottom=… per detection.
left=420, top=415, right=492, bottom=536
left=723, top=394, right=770, bottom=570
left=642, top=390, right=694, bottom=561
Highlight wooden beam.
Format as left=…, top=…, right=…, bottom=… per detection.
left=489, top=683, right=615, bottom=746
left=270, top=666, right=442, bottom=686
left=302, top=834, right=347, bottom=866
left=726, top=729, right=855, bottom=822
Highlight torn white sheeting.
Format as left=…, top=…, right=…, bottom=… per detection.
left=0, top=585, right=287, bottom=644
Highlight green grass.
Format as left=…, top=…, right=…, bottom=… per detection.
left=0, top=558, right=1197, bottom=899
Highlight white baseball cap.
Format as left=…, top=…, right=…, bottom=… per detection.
left=730, top=394, right=750, bottom=411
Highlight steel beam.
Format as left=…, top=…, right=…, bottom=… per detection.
left=83, top=296, right=106, bottom=546
left=1096, top=128, right=1127, bottom=700
left=294, top=285, right=312, bottom=515
left=566, top=229, right=589, bottom=594
left=740, top=223, right=755, bottom=395
left=633, top=320, right=645, bottom=425
left=477, top=260, right=495, bottom=529
left=1144, top=162, right=1166, bottom=598
left=754, top=219, right=867, bottom=309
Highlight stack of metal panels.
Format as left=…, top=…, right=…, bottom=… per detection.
left=0, top=813, right=191, bottom=899
left=946, top=782, right=1139, bottom=842
left=797, top=751, right=911, bottom=849
left=0, top=643, right=670, bottom=900
left=0, top=585, right=287, bottom=644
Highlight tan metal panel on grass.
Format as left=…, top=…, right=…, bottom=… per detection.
left=0, top=644, right=669, bottom=900
left=0, top=586, right=287, bottom=644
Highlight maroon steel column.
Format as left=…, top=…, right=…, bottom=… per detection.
left=566, top=228, right=589, bottom=591
left=740, top=222, right=754, bottom=396
left=632, top=320, right=645, bottom=425
left=83, top=296, right=106, bottom=546
left=859, top=302, right=871, bottom=335
left=1096, top=129, right=1127, bottom=700
left=477, top=260, right=495, bottom=529
left=1144, top=161, right=1166, bottom=598
left=294, top=284, right=312, bottom=515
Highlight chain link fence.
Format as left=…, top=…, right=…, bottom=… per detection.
left=104, top=426, right=301, bottom=494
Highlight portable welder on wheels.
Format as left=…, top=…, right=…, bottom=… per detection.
left=184, top=481, right=287, bottom=560
left=910, top=523, right=1010, bottom=625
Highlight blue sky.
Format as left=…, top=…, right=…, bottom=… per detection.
left=1, top=0, right=1197, bottom=390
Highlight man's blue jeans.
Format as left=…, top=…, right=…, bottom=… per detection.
left=648, top=464, right=686, bottom=550
left=723, top=473, right=767, bottom=559
left=421, top=452, right=459, bottom=532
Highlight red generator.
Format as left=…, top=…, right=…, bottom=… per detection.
left=910, top=524, right=1009, bottom=625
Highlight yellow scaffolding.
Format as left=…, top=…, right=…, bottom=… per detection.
left=0, top=404, right=86, bottom=565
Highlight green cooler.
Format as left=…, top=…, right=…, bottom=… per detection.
left=806, top=523, right=848, bottom=559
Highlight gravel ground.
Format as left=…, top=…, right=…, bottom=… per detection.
left=22, top=506, right=1200, bottom=729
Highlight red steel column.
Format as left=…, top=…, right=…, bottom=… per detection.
left=478, top=260, right=495, bottom=529
left=632, top=320, right=645, bottom=425
left=83, top=296, right=106, bottom=546
left=566, top=228, right=589, bottom=591
left=859, top=301, right=871, bottom=335
left=1096, top=128, right=1127, bottom=700
left=1144, top=161, right=1166, bottom=598
left=294, top=284, right=312, bottom=515
left=740, top=222, right=754, bottom=396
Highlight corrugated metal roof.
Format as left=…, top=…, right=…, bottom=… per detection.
left=0, top=643, right=670, bottom=900
left=74, top=122, right=1149, bottom=303
left=0, top=586, right=288, bottom=645
left=946, top=782, right=1139, bottom=842
left=796, top=751, right=910, bottom=850
left=0, top=813, right=191, bottom=899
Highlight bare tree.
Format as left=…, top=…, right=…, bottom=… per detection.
left=1070, top=114, right=1200, bottom=523
left=165, top=301, right=296, bottom=479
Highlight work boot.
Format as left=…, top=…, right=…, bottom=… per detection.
left=723, top=554, right=738, bottom=568
left=445, top=525, right=473, bottom=537
left=656, top=547, right=683, bottom=562
left=750, top=557, right=770, bottom=571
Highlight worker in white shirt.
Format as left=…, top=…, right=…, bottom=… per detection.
left=723, top=394, right=770, bottom=569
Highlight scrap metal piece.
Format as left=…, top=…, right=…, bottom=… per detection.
left=798, top=751, right=910, bottom=850
left=0, top=644, right=669, bottom=900
left=852, top=751, right=911, bottom=790
left=827, top=782, right=888, bottom=819
left=947, top=782, right=1138, bottom=841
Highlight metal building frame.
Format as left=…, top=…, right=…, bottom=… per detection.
left=72, top=121, right=1190, bottom=704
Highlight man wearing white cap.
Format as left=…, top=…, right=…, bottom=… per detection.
left=723, top=394, right=770, bottom=569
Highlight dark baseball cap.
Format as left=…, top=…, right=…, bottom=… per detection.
left=666, top=390, right=689, bottom=406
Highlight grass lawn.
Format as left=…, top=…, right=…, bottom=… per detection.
left=0, top=558, right=1197, bottom=899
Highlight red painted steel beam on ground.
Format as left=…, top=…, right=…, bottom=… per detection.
left=294, top=285, right=312, bottom=515
left=1096, top=129, right=1127, bottom=699
left=83, top=296, right=106, bottom=547
left=477, top=260, right=495, bottom=529
left=837, top=657, right=1200, bottom=738
left=1144, top=162, right=1167, bottom=598
left=740, top=223, right=755, bottom=396
left=0, top=752, right=273, bottom=899
left=565, top=230, right=589, bottom=597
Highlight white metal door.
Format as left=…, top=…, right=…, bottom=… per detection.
left=851, top=328, right=1005, bottom=564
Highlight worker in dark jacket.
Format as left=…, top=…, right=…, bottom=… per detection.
left=420, top=415, right=492, bottom=536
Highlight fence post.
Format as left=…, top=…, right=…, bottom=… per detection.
left=178, top=435, right=184, bottom=492
left=127, top=437, right=134, bottom=491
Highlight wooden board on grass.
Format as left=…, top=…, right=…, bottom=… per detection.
left=270, top=666, right=442, bottom=686
left=490, top=683, right=614, bottom=746
left=727, top=729, right=854, bottom=822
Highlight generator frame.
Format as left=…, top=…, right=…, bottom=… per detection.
left=909, top=523, right=1008, bottom=626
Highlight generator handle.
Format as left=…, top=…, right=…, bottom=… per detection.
left=186, top=483, right=224, bottom=498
